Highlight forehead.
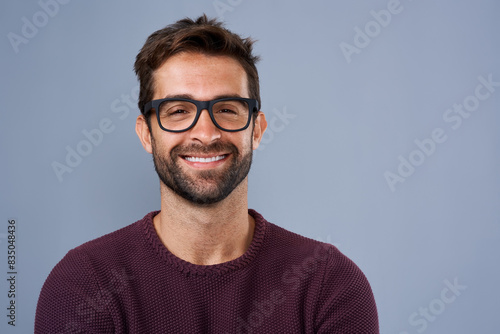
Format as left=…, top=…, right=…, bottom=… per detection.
left=153, top=52, right=249, bottom=100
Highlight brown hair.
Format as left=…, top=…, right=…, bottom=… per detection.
left=134, top=14, right=261, bottom=122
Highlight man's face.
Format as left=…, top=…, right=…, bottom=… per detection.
left=140, top=52, right=265, bottom=205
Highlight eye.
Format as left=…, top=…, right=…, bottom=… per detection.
left=217, top=108, right=238, bottom=114
left=169, top=108, right=188, bottom=115
left=162, top=108, right=191, bottom=118
left=214, top=101, right=246, bottom=116
left=159, top=101, right=196, bottom=117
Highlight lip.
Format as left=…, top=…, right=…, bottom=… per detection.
left=180, top=153, right=230, bottom=169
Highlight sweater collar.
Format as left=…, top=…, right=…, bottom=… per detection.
left=142, top=209, right=267, bottom=276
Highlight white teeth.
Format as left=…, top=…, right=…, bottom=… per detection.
left=185, top=155, right=225, bottom=163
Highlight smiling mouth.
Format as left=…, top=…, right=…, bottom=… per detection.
left=183, top=155, right=227, bottom=163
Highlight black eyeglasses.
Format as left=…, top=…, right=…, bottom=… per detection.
left=143, top=97, right=259, bottom=133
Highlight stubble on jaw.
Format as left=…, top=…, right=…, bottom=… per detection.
left=151, top=137, right=253, bottom=205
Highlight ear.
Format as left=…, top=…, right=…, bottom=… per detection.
left=135, top=115, right=153, bottom=154
left=252, top=111, right=267, bottom=150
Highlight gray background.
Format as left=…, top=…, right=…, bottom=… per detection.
left=1, top=0, right=499, bottom=333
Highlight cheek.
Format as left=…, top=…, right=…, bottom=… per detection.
left=152, top=132, right=182, bottom=155
left=239, top=133, right=255, bottom=153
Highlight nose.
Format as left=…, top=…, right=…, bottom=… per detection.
left=188, top=109, right=221, bottom=144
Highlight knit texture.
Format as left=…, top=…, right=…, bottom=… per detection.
left=35, top=210, right=379, bottom=333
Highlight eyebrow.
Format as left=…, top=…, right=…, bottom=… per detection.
left=162, top=94, right=245, bottom=100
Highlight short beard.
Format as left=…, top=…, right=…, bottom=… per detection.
left=151, top=139, right=253, bottom=205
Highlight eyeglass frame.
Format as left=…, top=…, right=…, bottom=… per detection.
left=143, top=97, right=260, bottom=133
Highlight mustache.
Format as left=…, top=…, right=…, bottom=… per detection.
left=170, top=141, right=239, bottom=157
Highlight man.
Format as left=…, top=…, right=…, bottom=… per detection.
left=35, top=15, right=379, bottom=333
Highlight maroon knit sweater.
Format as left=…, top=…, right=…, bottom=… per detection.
left=35, top=210, right=378, bottom=333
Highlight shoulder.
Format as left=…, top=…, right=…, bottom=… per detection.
left=254, top=209, right=340, bottom=266
left=252, top=210, right=379, bottom=332
left=254, top=210, right=369, bottom=292
left=263, top=217, right=367, bottom=289
left=40, top=211, right=156, bottom=293
left=35, top=212, right=156, bottom=332
left=252, top=209, right=325, bottom=248
left=66, top=211, right=157, bottom=265
left=314, top=246, right=379, bottom=332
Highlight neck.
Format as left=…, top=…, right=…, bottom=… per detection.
left=154, top=179, right=254, bottom=265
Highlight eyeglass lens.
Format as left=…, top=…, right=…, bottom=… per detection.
left=158, top=99, right=250, bottom=131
